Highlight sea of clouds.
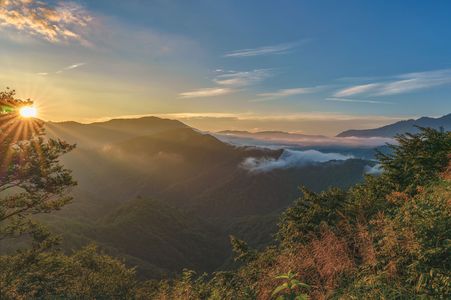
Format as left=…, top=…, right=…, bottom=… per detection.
left=241, top=149, right=354, bottom=172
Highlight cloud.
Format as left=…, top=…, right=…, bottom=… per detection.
left=38, top=62, right=86, bottom=76
left=64, top=62, right=85, bottom=70
left=214, top=69, right=271, bottom=87
left=224, top=42, right=299, bottom=58
left=334, top=69, right=451, bottom=97
left=254, top=86, right=325, bottom=101
left=215, top=129, right=394, bottom=148
left=326, top=97, right=393, bottom=104
left=241, top=149, right=353, bottom=172
left=0, top=0, right=92, bottom=44
left=179, top=69, right=271, bottom=98
left=364, top=164, right=383, bottom=175
left=375, top=69, right=451, bottom=95
left=179, top=87, right=233, bottom=98
left=334, top=83, right=380, bottom=97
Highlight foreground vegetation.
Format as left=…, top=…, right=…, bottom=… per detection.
left=142, top=127, right=450, bottom=299
left=1, top=90, right=450, bottom=299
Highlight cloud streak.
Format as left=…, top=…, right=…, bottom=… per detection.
left=334, top=69, right=451, bottom=97
left=334, top=83, right=380, bottom=97
left=214, top=69, right=271, bottom=87
left=254, top=86, right=325, bottom=101
left=224, top=42, right=299, bottom=58
left=39, top=62, right=87, bottom=75
left=326, top=97, right=393, bottom=104
left=64, top=62, right=86, bottom=70
left=0, top=0, right=92, bottom=44
left=179, top=88, right=233, bottom=98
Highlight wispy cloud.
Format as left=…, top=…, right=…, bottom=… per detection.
left=64, top=62, right=86, bottom=70
left=334, top=69, right=451, bottom=97
left=326, top=97, right=393, bottom=104
left=39, top=62, right=87, bottom=76
left=0, top=0, right=92, bottom=44
left=375, top=69, right=451, bottom=95
left=179, top=88, right=233, bottom=98
left=179, top=69, right=271, bottom=98
left=334, top=83, right=380, bottom=97
left=255, top=86, right=325, bottom=101
left=214, top=69, right=271, bottom=87
left=224, top=42, right=299, bottom=58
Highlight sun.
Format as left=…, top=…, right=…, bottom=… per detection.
left=19, top=106, right=38, bottom=118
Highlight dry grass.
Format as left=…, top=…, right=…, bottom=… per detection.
left=386, top=191, right=409, bottom=205
left=256, top=227, right=355, bottom=299
left=355, top=223, right=377, bottom=267
left=441, top=156, right=451, bottom=180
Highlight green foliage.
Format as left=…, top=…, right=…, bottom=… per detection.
left=0, top=90, right=76, bottom=241
left=278, top=187, right=347, bottom=245
left=0, top=89, right=139, bottom=299
left=230, top=235, right=257, bottom=262
left=376, top=127, right=451, bottom=194
left=272, top=271, right=309, bottom=300
left=0, top=244, right=138, bottom=299
left=0, top=88, right=32, bottom=114
left=375, top=180, right=451, bottom=297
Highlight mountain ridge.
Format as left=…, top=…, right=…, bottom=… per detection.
left=34, top=115, right=373, bottom=276
left=337, top=113, right=451, bottom=137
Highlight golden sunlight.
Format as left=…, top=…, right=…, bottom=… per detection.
left=19, top=106, right=38, bottom=118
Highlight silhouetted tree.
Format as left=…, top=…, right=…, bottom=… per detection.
left=0, top=89, right=138, bottom=299
left=0, top=88, right=76, bottom=242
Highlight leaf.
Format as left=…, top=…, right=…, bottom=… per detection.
left=291, top=280, right=310, bottom=289
left=295, top=294, right=309, bottom=300
left=272, top=283, right=288, bottom=296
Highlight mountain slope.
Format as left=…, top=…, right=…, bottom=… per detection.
left=38, top=116, right=372, bottom=276
left=337, top=113, right=451, bottom=137
left=88, top=198, right=229, bottom=277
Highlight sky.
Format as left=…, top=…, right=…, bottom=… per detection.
left=0, top=0, right=450, bottom=135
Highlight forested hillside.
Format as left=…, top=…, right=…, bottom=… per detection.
left=1, top=90, right=450, bottom=298
left=136, top=128, right=451, bottom=299
left=35, top=117, right=373, bottom=276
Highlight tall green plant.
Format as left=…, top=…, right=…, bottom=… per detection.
left=272, top=271, right=309, bottom=300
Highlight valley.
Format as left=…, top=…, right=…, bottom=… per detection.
left=41, top=117, right=375, bottom=277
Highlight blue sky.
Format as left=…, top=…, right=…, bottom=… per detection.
left=0, top=0, right=450, bottom=134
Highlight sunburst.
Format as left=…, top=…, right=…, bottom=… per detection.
left=19, top=106, right=38, bottom=118
left=0, top=109, right=43, bottom=177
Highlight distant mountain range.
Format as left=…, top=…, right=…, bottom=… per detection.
left=218, top=130, right=326, bottom=139
left=337, top=113, right=451, bottom=138
left=215, top=129, right=393, bottom=160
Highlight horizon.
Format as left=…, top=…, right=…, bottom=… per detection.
left=44, top=112, right=448, bottom=137
left=1, top=0, right=450, bottom=135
